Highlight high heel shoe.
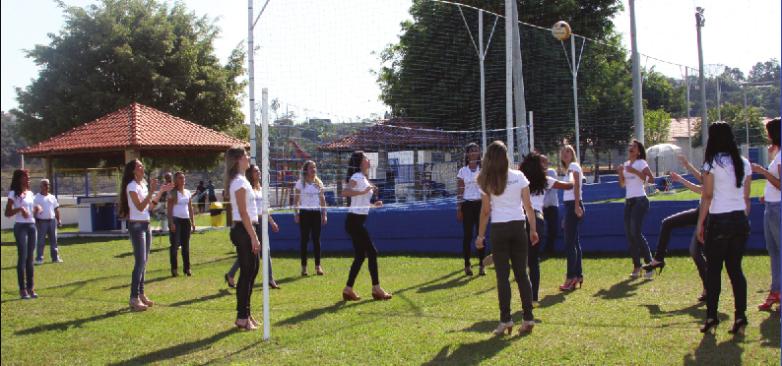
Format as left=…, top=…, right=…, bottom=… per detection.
left=301, top=265, right=309, bottom=276
left=700, top=318, right=719, bottom=333
left=728, top=318, right=748, bottom=335
left=576, top=276, right=584, bottom=288
left=129, top=297, right=148, bottom=312
left=482, top=254, right=494, bottom=267
left=642, top=260, right=666, bottom=274
left=697, top=291, right=707, bottom=302
left=758, top=291, right=780, bottom=311
left=372, top=288, right=393, bottom=300
left=342, top=289, right=361, bottom=301
left=518, top=320, right=535, bottom=334
left=235, top=319, right=256, bottom=331
left=171, top=268, right=178, bottom=277
left=629, top=267, right=641, bottom=279
left=464, top=265, right=474, bottom=276
left=248, top=315, right=260, bottom=328
left=559, top=278, right=575, bottom=291
left=225, top=273, right=235, bottom=288
left=316, top=265, right=325, bottom=276
left=139, top=294, right=154, bottom=307
left=268, top=280, right=280, bottom=289
left=20, top=289, right=30, bottom=300
left=492, top=321, right=514, bottom=336
left=478, top=265, right=486, bottom=276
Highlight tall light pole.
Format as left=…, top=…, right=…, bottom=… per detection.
left=248, top=0, right=271, bottom=164
left=695, top=7, right=708, bottom=147
left=629, top=0, right=644, bottom=143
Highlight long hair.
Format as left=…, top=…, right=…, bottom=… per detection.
left=246, top=164, right=260, bottom=190
left=521, top=152, right=547, bottom=195
left=301, top=160, right=323, bottom=188
left=119, top=160, right=140, bottom=219
left=9, top=169, right=28, bottom=195
left=464, top=142, right=481, bottom=167
left=346, top=151, right=366, bottom=183
left=171, top=171, right=184, bottom=202
left=224, top=146, right=247, bottom=191
left=477, top=141, right=509, bottom=196
left=631, top=139, right=647, bottom=160
left=767, top=118, right=781, bottom=147
left=560, top=144, right=578, bottom=168
left=704, top=122, right=744, bottom=188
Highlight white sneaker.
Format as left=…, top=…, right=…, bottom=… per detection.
left=34, top=259, right=44, bottom=265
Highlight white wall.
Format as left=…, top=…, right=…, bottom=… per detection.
left=1, top=196, right=80, bottom=230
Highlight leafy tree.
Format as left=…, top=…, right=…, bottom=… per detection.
left=691, top=102, right=766, bottom=147
left=1, top=112, right=26, bottom=168
left=13, top=0, right=246, bottom=146
left=643, top=108, right=671, bottom=147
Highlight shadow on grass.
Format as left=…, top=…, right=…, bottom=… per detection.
left=422, top=336, right=512, bottom=366
left=640, top=303, right=728, bottom=324
left=537, top=293, right=565, bottom=308
left=759, top=312, right=781, bottom=348
left=416, top=273, right=476, bottom=293
left=682, top=333, right=744, bottom=365
left=114, top=247, right=167, bottom=259
left=15, top=308, right=129, bottom=335
left=592, top=278, right=650, bottom=300
left=168, top=289, right=232, bottom=307
left=274, top=275, right=307, bottom=286
left=109, top=328, right=237, bottom=366
left=275, top=300, right=369, bottom=326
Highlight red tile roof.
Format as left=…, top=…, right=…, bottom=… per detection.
left=20, top=103, right=247, bottom=157
left=319, top=119, right=456, bottom=152
left=668, top=117, right=700, bottom=140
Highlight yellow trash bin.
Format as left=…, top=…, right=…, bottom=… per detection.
left=209, top=202, right=224, bottom=227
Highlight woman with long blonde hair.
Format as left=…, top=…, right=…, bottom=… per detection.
left=295, top=160, right=328, bottom=276
left=558, top=145, right=584, bottom=291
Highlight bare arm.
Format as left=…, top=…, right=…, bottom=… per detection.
left=456, top=178, right=465, bottom=207
left=743, top=175, right=752, bottom=216
left=671, top=172, right=702, bottom=194
left=293, top=187, right=302, bottom=215
left=4, top=199, right=15, bottom=218
left=188, top=197, right=195, bottom=229
left=641, top=167, right=655, bottom=184
left=551, top=180, right=574, bottom=190
left=55, top=207, right=61, bottom=225
left=616, top=165, right=626, bottom=188
left=572, top=170, right=583, bottom=217
left=475, top=193, right=492, bottom=249
left=522, top=187, right=538, bottom=245
left=679, top=155, right=703, bottom=183
left=340, top=180, right=371, bottom=197
left=696, top=172, right=714, bottom=243
left=235, top=188, right=261, bottom=253
left=751, top=163, right=781, bottom=190
left=167, top=194, right=175, bottom=230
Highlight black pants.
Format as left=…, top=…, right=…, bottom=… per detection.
left=345, top=213, right=379, bottom=287
left=653, top=207, right=698, bottom=261
left=461, top=200, right=485, bottom=266
left=170, top=218, right=192, bottom=271
left=491, top=220, right=534, bottom=322
left=526, top=212, right=544, bottom=302
left=704, top=211, right=749, bottom=321
left=542, top=205, right=559, bottom=254
left=230, top=223, right=260, bottom=319
left=299, top=210, right=322, bottom=266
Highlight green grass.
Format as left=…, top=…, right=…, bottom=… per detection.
left=598, top=179, right=767, bottom=203
left=1, top=230, right=779, bottom=365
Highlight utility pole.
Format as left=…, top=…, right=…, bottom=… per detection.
left=695, top=7, right=708, bottom=146
left=629, top=0, right=644, bottom=143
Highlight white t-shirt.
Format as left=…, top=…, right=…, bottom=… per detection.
left=530, top=177, right=556, bottom=212
left=295, top=180, right=322, bottom=211
left=7, top=190, right=35, bottom=224
left=562, top=162, right=583, bottom=202
left=171, top=189, right=192, bottom=219
left=623, top=159, right=650, bottom=199
left=764, top=151, right=781, bottom=203
left=253, top=188, right=268, bottom=216
left=703, top=154, right=752, bottom=214
left=348, top=172, right=373, bottom=215
left=230, top=175, right=258, bottom=222
left=33, top=193, right=59, bottom=220
left=457, top=165, right=481, bottom=201
left=482, top=169, right=530, bottom=223
left=126, top=180, right=150, bottom=221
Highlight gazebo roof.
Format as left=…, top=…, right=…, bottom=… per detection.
left=318, top=119, right=455, bottom=153
left=20, top=103, right=247, bottom=158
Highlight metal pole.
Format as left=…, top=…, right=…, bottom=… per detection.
left=504, top=0, right=514, bottom=161
left=478, top=10, right=487, bottom=152
left=743, top=86, right=749, bottom=156
left=571, top=35, right=580, bottom=162
left=261, top=88, right=271, bottom=341
left=716, top=79, right=721, bottom=122
left=685, top=67, right=692, bottom=162
left=529, top=111, right=534, bottom=152
left=248, top=0, right=257, bottom=164
left=511, top=1, right=529, bottom=160
left=696, top=7, right=708, bottom=147
left=629, top=0, right=644, bottom=143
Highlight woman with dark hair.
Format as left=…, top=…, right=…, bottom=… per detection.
left=520, top=152, right=573, bottom=303
left=5, top=170, right=39, bottom=299
left=475, top=141, right=538, bottom=335
left=167, top=172, right=195, bottom=277
left=696, top=122, right=752, bottom=334
left=559, top=144, right=585, bottom=291
left=616, top=140, right=656, bottom=279
left=248, top=164, right=280, bottom=288
left=341, top=151, right=391, bottom=301
left=294, top=160, right=327, bottom=276
left=456, top=142, right=484, bottom=276
left=119, top=160, right=173, bottom=311
left=752, top=118, right=781, bottom=311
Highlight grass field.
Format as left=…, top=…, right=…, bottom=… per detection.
left=596, top=179, right=767, bottom=203
left=1, top=228, right=779, bottom=365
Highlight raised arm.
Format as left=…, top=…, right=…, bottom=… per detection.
left=678, top=155, right=703, bottom=183
left=671, top=171, right=702, bottom=195
left=475, top=192, right=491, bottom=249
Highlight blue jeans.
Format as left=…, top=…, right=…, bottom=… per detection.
left=764, top=201, right=781, bottom=292
left=128, top=221, right=151, bottom=298
left=35, top=219, right=59, bottom=261
left=14, top=223, right=36, bottom=290
left=563, top=201, right=584, bottom=278
left=624, top=196, right=652, bottom=267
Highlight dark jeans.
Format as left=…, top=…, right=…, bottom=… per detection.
left=14, top=223, right=36, bottom=290
left=461, top=200, right=485, bottom=266
left=653, top=207, right=699, bottom=261
left=35, top=219, right=59, bottom=261
left=624, top=196, right=652, bottom=267
left=170, top=218, right=191, bottom=271
left=542, top=205, right=559, bottom=254
left=526, top=212, right=544, bottom=301
left=230, top=223, right=260, bottom=319
left=299, top=210, right=322, bottom=266
left=491, top=220, right=534, bottom=322
left=128, top=221, right=151, bottom=298
left=704, top=211, right=749, bottom=321
left=563, top=201, right=584, bottom=278
left=227, top=223, right=274, bottom=281
left=345, top=213, right=379, bottom=287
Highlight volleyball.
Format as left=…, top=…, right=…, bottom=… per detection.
left=551, top=20, right=572, bottom=41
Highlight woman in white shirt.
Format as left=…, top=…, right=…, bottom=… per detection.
left=224, top=147, right=262, bottom=330
left=475, top=141, right=538, bottom=335
left=616, top=140, right=656, bottom=279
left=167, top=172, right=196, bottom=277
left=696, top=122, right=752, bottom=334
left=248, top=164, right=280, bottom=289
left=34, top=178, right=62, bottom=264
left=118, top=160, right=173, bottom=311
left=5, top=169, right=40, bottom=299
left=559, top=145, right=585, bottom=291
left=294, top=160, right=327, bottom=276
left=456, top=142, right=485, bottom=276
left=751, top=118, right=781, bottom=311
left=340, top=151, right=391, bottom=301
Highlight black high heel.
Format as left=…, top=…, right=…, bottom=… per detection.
left=728, top=318, right=748, bottom=335
left=642, top=260, right=665, bottom=274
left=700, top=318, right=719, bottom=333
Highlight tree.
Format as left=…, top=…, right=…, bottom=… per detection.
left=1, top=112, right=26, bottom=168
left=13, top=0, right=246, bottom=145
left=643, top=108, right=671, bottom=146
left=691, top=102, right=766, bottom=147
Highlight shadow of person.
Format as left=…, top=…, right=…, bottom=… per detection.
left=422, top=336, right=512, bottom=366
left=592, top=278, right=649, bottom=300
left=417, top=274, right=477, bottom=293
left=682, top=333, right=744, bottom=366
left=109, top=328, right=237, bottom=366
left=168, top=289, right=232, bottom=307
left=274, top=300, right=367, bottom=326
left=640, top=303, right=728, bottom=326
left=758, top=312, right=781, bottom=348
left=15, top=308, right=129, bottom=335
left=537, top=293, right=566, bottom=308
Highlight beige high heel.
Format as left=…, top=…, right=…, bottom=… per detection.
left=129, top=297, right=148, bottom=311
left=518, top=320, right=535, bottom=334
left=139, top=294, right=154, bottom=307
left=492, top=321, right=514, bottom=336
